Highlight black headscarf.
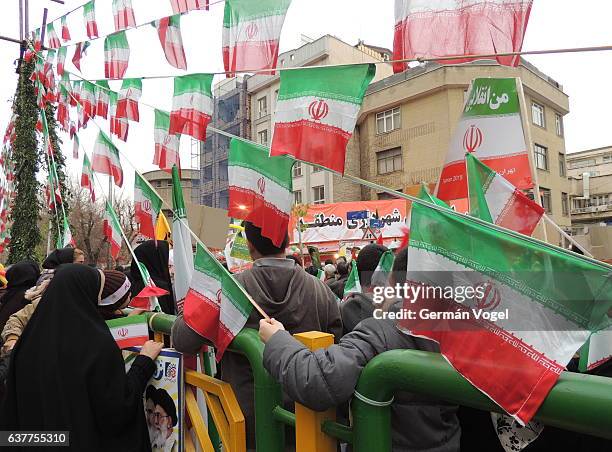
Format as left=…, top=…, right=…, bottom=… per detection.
left=0, top=265, right=153, bottom=451
left=130, top=240, right=175, bottom=315
left=42, top=247, right=75, bottom=269
left=0, top=260, right=40, bottom=332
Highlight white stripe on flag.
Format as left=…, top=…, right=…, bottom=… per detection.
left=228, top=166, right=292, bottom=215
left=226, top=13, right=287, bottom=42
left=275, top=96, right=360, bottom=134
left=173, top=92, right=214, bottom=113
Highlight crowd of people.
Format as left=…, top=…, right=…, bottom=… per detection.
left=0, top=225, right=607, bottom=451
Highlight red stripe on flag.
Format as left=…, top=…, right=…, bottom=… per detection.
left=86, top=22, right=99, bottom=39
left=116, top=99, right=139, bottom=121
left=169, top=110, right=211, bottom=142
left=105, top=61, right=129, bottom=80
left=135, top=204, right=155, bottom=239
left=222, top=40, right=280, bottom=76
left=103, top=220, right=121, bottom=259
left=92, top=155, right=123, bottom=187
left=497, top=188, right=544, bottom=236
left=116, top=335, right=148, bottom=349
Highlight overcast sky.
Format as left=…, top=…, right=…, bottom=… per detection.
left=1, top=0, right=611, bottom=199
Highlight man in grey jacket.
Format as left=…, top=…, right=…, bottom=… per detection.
left=171, top=221, right=343, bottom=449
left=259, top=248, right=461, bottom=452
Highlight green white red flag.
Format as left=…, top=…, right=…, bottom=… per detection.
left=104, top=31, right=130, bottom=79
left=92, top=131, right=123, bottom=187
left=437, top=78, right=532, bottom=201
left=103, top=202, right=123, bottom=259
left=170, top=0, right=208, bottom=14
left=153, top=14, right=187, bottom=70
left=228, top=138, right=293, bottom=247
left=46, top=23, right=61, bottom=49
left=106, top=315, right=149, bottom=349
left=72, top=41, right=90, bottom=72
left=154, top=109, right=180, bottom=173
left=80, top=80, right=97, bottom=119
left=270, top=64, right=376, bottom=174
left=83, top=1, right=99, bottom=39
left=400, top=200, right=612, bottom=424
left=81, top=153, right=95, bottom=202
left=222, top=0, right=292, bottom=76
left=129, top=262, right=166, bottom=311
left=60, top=215, right=75, bottom=248
left=467, top=153, right=543, bottom=236
left=110, top=91, right=129, bottom=141
left=134, top=172, right=162, bottom=239
left=116, top=78, right=142, bottom=121
left=56, top=46, right=67, bottom=76
left=172, top=165, right=194, bottom=314
left=371, top=249, right=395, bottom=287
left=343, top=261, right=361, bottom=297
left=61, top=15, right=71, bottom=41
left=112, top=0, right=136, bottom=31
left=580, top=327, right=612, bottom=371
left=95, top=80, right=110, bottom=119
left=169, top=74, right=213, bottom=142
left=184, top=243, right=253, bottom=360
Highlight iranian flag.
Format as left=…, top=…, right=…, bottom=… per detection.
left=80, top=80, right=97, bottom=119
left=61, top=15, right=71, bottom=41
left=104, top=31, right=130, bottom=79
left=343, top=261, right=361, bottom=297
left=580, top=327, right=612, bottom=371
left=170, top=0, right=208, bottom=14
left=392, top=0, right=533, bottom=73
left=135, top=172, right=162, bottom=239
left=103, top=202, right=123, bottom=259
left=154, top=109, right=180, bottom=173
left=172, top=165, right=194, bottom=314
left=46, top=23, right=61, bottom=49
left=270, top=64, right=376, bottom=174
left=56, top=46, right=67, bottom=76
left=106, top=315, right=149, bottom=349
left=222, top=0, right=292, bottom=76
left=153, top=14, right=187, bottom=70
left=110, top=91, right=129, bottom=142
left=72, top=129, right=79, bottom=159
left=184, top=243, right=253, bottom=360
left=95, top=80, right=110, bottom=119
left=113, top=0, right=136, bottom=31
left=92, top=131, right=123, bottom=187
left=467, top=153, right=543, bottom=236
left=83, top=0, right=99, bottom=39
left=60, top=216, right=75, bottom=248
left=228, top=139, right=293, bottom=247
left=129, top=262, right=167, bottom=311
left=116, top=78, right=142, bottom=121
left=72, top=41, right=90, bottom=72
left=169, top=74, right=213, bottom=142
left=69, top=80, right=81, bottom=107
left=81, top=153, right=95, bottom=202
left=57, top=86, right=70, bottom=131
left=437, top=78, right=532, bottom=201
left=371, top=250, right=395, bottom=287
left=400, top=200, right=612, bottom=424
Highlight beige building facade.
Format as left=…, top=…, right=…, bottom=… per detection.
left=142, top=169, right=199, bottom=218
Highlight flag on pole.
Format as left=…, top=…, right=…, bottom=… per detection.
left=371, top=249, right=395, bottom=287
left=222, top=0, right=292, bottom=76
left=172, top=165, right=194, bottom=314
left=83, top=0, right=99, bottom=39
left=129, top=263, right=168, bottom=311
left=392, top=0, right=533, bottom=73
left=104, top=31, right=130, bottom=79
left=110, top=91, right=129, bottom=142
left=316, top=269, right=325, bottom=281
left=467, top=153, right=543, bottom=236
left=169, top=74, right=213, bottom=142
left=184, top=243, right=253, bottom=360
left=153, top=14, right=187, bottom=70
left=170, top=0, right=209, bottom=14
left=81, top=154, right=95, bottom=201
left=72, top=132, right=79, bottom=159
left=46, top=23, right=61, bottom=49
left=106, top=315, right=149, bottom=349
left=228, top=138, right=293, bottom=247
left=60, top=215, right=75, bottom=248
left=344, top=261, right=361, bottom=296
left=71, top=41, right=91, bottom=72
left=112, top=0, right=136, bottom=31
left=156, top=211, right=172, bottom=241
left=116, top=78, right=142, bottom=121
left=61, top=15, right=71, bottom=41
left=134, top=172, right=163, bottom=240
left=153, top=109, right=180, bottom=173
left=103, top=202, right=123, bottom=259
left=270, top=64, right=376, bottom=174
left=400, top=200, right=612, bottom=424
left=92, top=131, right=123, bottom=187
left=56, top=46, right=67, bottom=76
left=437, top=78, right=532, bottom=201
left=95, top=80, right=110, bottom=119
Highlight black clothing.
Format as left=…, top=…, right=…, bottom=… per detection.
left=130, top=240, right=175, bottom=315
left=42, top=248, right=75, bottom=269
left=0, top=261, right=40, bottom=332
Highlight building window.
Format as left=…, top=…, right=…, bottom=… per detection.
left=568, top=158, right=596, bottom=170
left=290, top=54, right=295, bottom=61
left=202, top=194, right=213, bottom=206
left=203, top=165, right=212, bottom=181
left=603, top=154, right=612, bottom=163
left=534, top=144, right=548, bottom=171
left=219, top=190, right=229, bottom=210
left=558, top=154, right=566, bottom=177
left=292, top=162, right=302, bottom=178
left=166, top=180, right=172, bottom=187
left=562, top=192, right=569, bottom=216
left=376, top=107, right=401, bottom=134
left=555, top=113, right=563, bottom=137
left=218, top=160, right=228, bottom=181
left=258, top=96, right=268, bottom=118
left=154, top=180, right=162, bottom=188
left=293, top=190, right=302, bottom=205
left=532, top=102, right=545, bottom=128
left=258, top=129, right=268, bottom=146
left=311, top=164, right=321, bottom=173
left=540, top=188, right=552, bottom=213
left=377, top=147, right=403, bottom=175
left=313, top=185, right=325, bottom=205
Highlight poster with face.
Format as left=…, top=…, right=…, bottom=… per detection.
left=125, top=348, right=184, bottom=452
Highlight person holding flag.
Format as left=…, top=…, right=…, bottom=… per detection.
left=129, top=240, right=174, bottom=315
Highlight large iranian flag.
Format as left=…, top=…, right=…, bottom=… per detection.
left=437, top=78, right=532, bottom=201
left=83, top=0, right=99, bottom=39
left=134, top=172, right=162, bottom=239
left=154, top=109, right=180, bottom=173
left=103, top=202, right=122, bottom=259
left=184, top=243, right=253, bottom=360
left=81, top=154, right=95, bottom=202
left=46, top=23, right=61, bottom=49
left=400, top=201, right=612, bottom=424
left=154, top=15, right=187, bottom=70
left=222, top=0, right=292, bottom=76
left=110, top=91, right=129, bottom=142
left=104, top=31, right=130, bottom=79
left=270, top=64, right=375, bottom=174
left=95, top=80, right=110, bottom=119
left=172, top=165, right=194, bottom=314
left=92, top=131, right=123, bottom=187
left=112, top=0, right=136, bottom=31
left=116, top=78, right=142, bottom=121
left=106, top=315, right=149, bottom=349
left=467, top=153, right=543, bottom=236
left=169, top=74, right=213, bottom=142
left=228, top=139, right=293, bottom=247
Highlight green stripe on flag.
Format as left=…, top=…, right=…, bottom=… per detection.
left=466, top=153, right=495, bottom=223
left=229, top=139, right=293, bottom=190
left=172, top=165, right=186, bottom=219
left=223, top=0, right=292, bottom=25
left=106, top=314, right=147, bottom=329
left=173, top=73, right=213, bottom=97
left=105, top=30, right=129, bottom=50
left=135, top=172, right=162, bottom=212
left=154, top=109, right=171, bottom=129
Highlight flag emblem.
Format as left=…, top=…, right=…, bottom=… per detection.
left=216, top=288, right=222, bottom=304
left=463, top=125, right=483, bottom=153
left=257, top=177, right=266, bottom=195
left=475, top=281, right=501, bottom=311
left=118, top=327, right=128, bottom=337
left=309, top=99, right=329, bottom=121
left=246, top=22, right=258, bottom=39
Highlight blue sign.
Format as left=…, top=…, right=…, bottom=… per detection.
left=370, top=218, right=384, bottom=229
left=347, top=210, right=368, bottom=220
